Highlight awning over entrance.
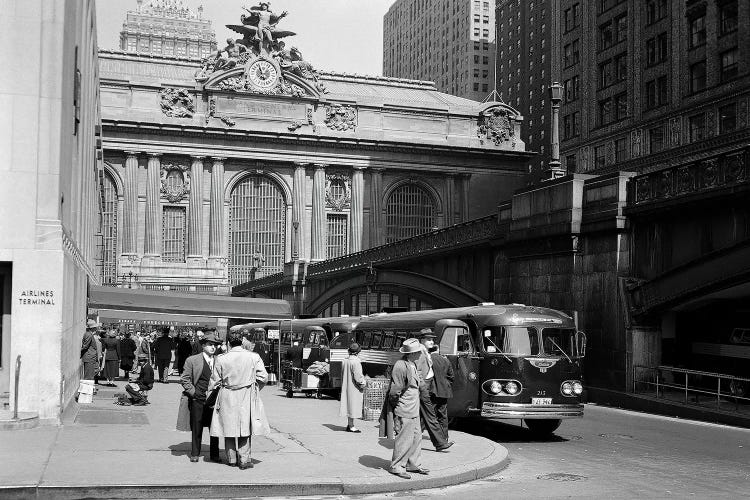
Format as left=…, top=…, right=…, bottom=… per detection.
left=96, top=309, right=219, bottom=328
left=89, top=285, right=291, bottom=322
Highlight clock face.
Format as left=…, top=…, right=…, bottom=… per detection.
left=247, top=59, right=278, bottom=89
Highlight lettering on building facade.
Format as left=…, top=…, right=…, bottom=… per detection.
left=18, top=290, right=56, bottom=305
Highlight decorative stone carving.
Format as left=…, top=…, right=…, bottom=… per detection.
left=669, top=117, right=681, bottom=146
left=706, top=110, right=716, bottom=137
left=631, top=129, right=642, bottom=157
left=206, top=95, right=236, bottom=127
left=739, top=99, right=748, bottom=129
left=580, top=146, right=590, bottom=172
left=725, top=153, right=746, bottom=183
left=160, top=163, right=191, bottom=202
left=477, top=107, right=515, bottom=146
left=324, top=104, right=357, bottom=131
left=288, top=121, right=303, bottom=131
left=325, top=173, right=352, bottom=211
left=676, top=166, right=693, bottom=194
left=159, top=88, right=195, bottom=118
left=307, top=104, right=317, bottom=132
left=700, top=159, right=718, bottom=188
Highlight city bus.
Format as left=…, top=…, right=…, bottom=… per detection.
left=329, top=303, right=586, bottom=434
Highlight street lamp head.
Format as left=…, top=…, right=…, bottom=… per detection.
left=548, top=82, right=563, bottom=104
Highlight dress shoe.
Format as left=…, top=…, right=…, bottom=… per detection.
left=345, top=426, right=362, bottom=433
left=406, top=467, right=430, bottom=475
left=436, top=441, right=454, bottom=452
left=189, top=456, right=200, bottom=463
left=238, top=462, right=253, bottom=470
left=388, top=470, right=411, bottom=480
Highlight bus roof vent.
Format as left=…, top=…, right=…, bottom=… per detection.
left=478, top=302, right=496, bottom=306
left=509, top=303, right=526, bottom=307
left=339, top=314, right=350, bottom=317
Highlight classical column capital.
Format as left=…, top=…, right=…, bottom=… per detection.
left=370, top=167, right=386, bottom=174
left=146, top=152, right=162, bottom=158
left=190, top=155, right=206, bottom=161
left=124, top=151, right=141, bottom=159
left=313, top=163, right=328, bottom=171
left=211, top=157, right=226, bottom=163
left=293, top=161, right=310, bottom=169
left=352, top=165, right=367, bottom=171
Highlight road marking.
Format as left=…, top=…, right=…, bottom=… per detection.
left=585, top=403, right=750, bottom=432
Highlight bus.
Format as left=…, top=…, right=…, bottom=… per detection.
left=329, top=303, right=586, bottom=435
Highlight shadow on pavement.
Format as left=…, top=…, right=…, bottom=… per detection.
left=169, top=442, right=193, bottom=457
left=377, top=437, right=394, bottom=450
left=321, top=423, right=348, bottom=432
left=452, top=418, right=569, bottom=444
left=358, top=454, right=390, bottom=470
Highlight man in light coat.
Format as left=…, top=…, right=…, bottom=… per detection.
left=339, top=342, right=365, bottom=432
left=208, top=331, right=269, bottom=469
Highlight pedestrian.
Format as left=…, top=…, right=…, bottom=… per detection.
left=93, top=330, right=104, bottom=385
left=177, top=332, right=222, bottom=463
left=415, top=329, right=452, bottom=451
left=191, top=330, right=205, bottom=355
left=176, top=333, right=193, bottom=375
left=119, top=332, right=137, bottom=378
left=429, top=344, right=454, bottom=444
left=125, top=355, right=154, bottom=405
left=208, top=331, right=270, bottom=469
left=384, top=338, right=429, bottom=479
left=153, top=327, right=176, bottom=383
left=135, top=331, right=151, bottom=370
left=100, top=329, right=121, bottom=386
left=339, top=342, right=365, bottom=433
left=80, top=319, right=100, bottom=381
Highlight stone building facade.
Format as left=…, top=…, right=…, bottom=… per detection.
left=0, top=0, right=103, bottom=422
left=383, top=0, right=497, bottom=102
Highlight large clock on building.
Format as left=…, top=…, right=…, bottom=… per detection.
left=246, top=58, right=279, bottom=90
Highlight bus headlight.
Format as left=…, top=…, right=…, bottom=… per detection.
left=490, top=381, right=503, bottom=394
left=561, top=382, right=573, bottom=395
left=505, top=381, right=519, bottom=395
left=572, top=382, right=583, bottom=395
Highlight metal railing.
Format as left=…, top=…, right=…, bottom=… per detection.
left=633, top=365, right=750, bottom=412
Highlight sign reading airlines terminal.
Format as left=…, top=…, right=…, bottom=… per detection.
left=18, top=289, right=56, bottom=305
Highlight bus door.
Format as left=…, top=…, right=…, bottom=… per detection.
left=301, top=326, right=329, bottom=370
left=435, top=319, right=480, bottom=418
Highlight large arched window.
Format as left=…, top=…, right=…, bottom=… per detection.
left=100, top=171, right=118, bottom=285
left=385, top=183, right=436, bottom=243
left=229, top=175, right=286, bottom=284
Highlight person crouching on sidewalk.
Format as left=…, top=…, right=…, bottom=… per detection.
left=176, top=332, right=222, bottom=463
left=125, top=355, right=154, bottom=405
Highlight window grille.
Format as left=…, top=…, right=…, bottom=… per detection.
left=100, top=172, right=118, bottom=285
left=326, top=214, right=348, bottom=259
left=162, top=206, right=186, bottom=262
left=229, top=175, right=286, bottom=284
left=385, top=183, right=436, bottom=244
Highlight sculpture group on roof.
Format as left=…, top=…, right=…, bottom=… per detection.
left=195, top=2, right=326, bottom=94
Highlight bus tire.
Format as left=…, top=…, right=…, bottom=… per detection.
left=524, top=418, right=562, bottom=435
left=286, top=389, right=294, bottom=398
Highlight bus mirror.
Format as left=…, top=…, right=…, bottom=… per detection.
left=576, top=331, right=587, bottom=358
left=487, top=345, right=497, bottom=353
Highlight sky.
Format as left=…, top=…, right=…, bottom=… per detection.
left=95, top=0, right=397, bottom=76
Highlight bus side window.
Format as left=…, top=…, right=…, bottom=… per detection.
left=363, top=331, right=373, bottom=348
left=456, top=328, right=473, bottom=354
left=439, top=327, right=457, bottom=355
left=383, top=331, right=395, bottom=350
left=372, top=331, right=383, bottom=349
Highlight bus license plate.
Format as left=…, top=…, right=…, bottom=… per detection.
left=532, top=398, right=552, bottom=405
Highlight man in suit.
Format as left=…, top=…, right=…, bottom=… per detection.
left=152, top=327, right=175, bottom=383
left=429, top=344, right=454, bottom=443
left=415, top=329, right=452, bottom=452
left=178, top=332, right=222, bottom=463
left=80, top=319, right=100, bottom=380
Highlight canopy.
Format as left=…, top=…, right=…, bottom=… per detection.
left=88, top=285, right=291, bottom=322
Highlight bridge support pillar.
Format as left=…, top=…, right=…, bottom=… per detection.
left=282, top=260, right=308, bottom=317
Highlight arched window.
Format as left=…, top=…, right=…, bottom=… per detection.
left=385, top=183, right=436, bottom=243
left=229, top=175, right=286, bottom=284
left=100, top=171, right=118, bottom=285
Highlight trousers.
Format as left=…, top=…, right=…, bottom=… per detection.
left=390, top=415, right=422, bottom=473
left=224, top=436, right=251, bottom=465
left=419, top=385, right=448, bottom=448
left=430, top=394, right=449, bottom=443
left=190, top=398, right=219, bottom=458
left=156, top=358, right=171, bottom=381
left=82, top=361, right=98, bottom=380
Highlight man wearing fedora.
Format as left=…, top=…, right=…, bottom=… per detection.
left=81, top=319, right=101, bottom=381
left=176, top=332, right=222, bottom=463
left=386, top=338, right=430, bottom=479
left=416, top=329, right=453, bottom=452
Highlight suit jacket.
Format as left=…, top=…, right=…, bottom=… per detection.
left=81, top=331, right=98, bottom=362
left=176, top=353, right=215, bottom=432
left=153, top=336, right=175, bottom=360
left=429, top=353, right=454, bottom=399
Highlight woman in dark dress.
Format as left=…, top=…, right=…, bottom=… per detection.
left=101, top=330, right=121, bottom=386
left=119, top=332, right=137, bottom=377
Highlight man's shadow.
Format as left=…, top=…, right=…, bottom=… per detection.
left=358, top=455, right=390, bottom=470
left=321, top=423, right=348, bottom=432
left=168, top=442, right=192, bottom=457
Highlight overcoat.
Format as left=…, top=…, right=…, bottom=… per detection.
left=208, top=347, right=270, bottom=438
left=176, top=353, right=215, bottom=432
left=338, top=354, right=365, bottom=418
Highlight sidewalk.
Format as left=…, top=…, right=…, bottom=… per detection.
left=0, top=375, right=508, bottom=499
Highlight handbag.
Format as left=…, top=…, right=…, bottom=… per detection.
left=205, top=386, right=221, bottom=408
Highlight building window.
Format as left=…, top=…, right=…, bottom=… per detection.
left=599, top=14, right=627, bottom=50
left=127, top=38, right=137, bottom=52
left=564, top=39, right=580, bottom=67
left=473, top=82, right=479, bottom=91
left=565, top=154, right=577, bottom=173
left=482, top=83, right=488, bottom=92
left=326, top=214, right=348, bottom=259
left=164, top=41, right=174, bottom=56
left=162, top=206, right=186, bottom=263
left=615, top=137, right=628, bottom=163
left=229, top=175, right=286, bottom=284
left=645, top=76, right=668, bottom=109
left=719, top=103, right=737, bottom=134
left=599, top=93, right=627, bottom=125
left=646, top=33, right=668, bottom=66
left=649, top=125, right=665, bottom=152
left=689, top=15, right=706, bottom=48
left=719, top=1, right=738, bottom=35
left=474, top=55, right=480, bottom=63
left=688, top=113, right=706, bottom=142
left=188, top=45, right=199, bottom=58
left=152, top=39, right=162, bottom=55
left=645, top=0, right=667, bottom=25
left=563, top=112, right=580, bottom=139
left=139, top=39, right=150, bottom=53
left=720, top=49, right=739, bottom=82
left=690, top=61, right=706, bottom=92
left=564, top=3, right=580, bottom=32
left=564, top=75, right=579, bottom=102
left=599, top=53, right=626, bottom=89
left=599, top=0, right=624, bottom=13
left=385, top=183, right=436, bottom=244
left=594, top=145, right=607, bottom=169
left=100, top=171, right=118, bottom=285
left=482, top=56, right=489, bottom=64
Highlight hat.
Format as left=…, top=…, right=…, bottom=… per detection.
left=86, top=319, right=100, bottom=329
left=348, top=342, right=361, bottom=354
left=418, top=328, right=436, bottom=339
left=200, top=332, right=221, bottom=344
left=399, top=338, right=422, bottom=354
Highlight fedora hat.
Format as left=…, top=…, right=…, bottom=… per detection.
left=86, top=319, right=100, bottom=329
left=399, top=338, right=422, bottom=354
left=200, top=332, right=221, bottom=344
left=418, top=328, right=436, bottom=339
left=348, top=342, right=361, bottom=355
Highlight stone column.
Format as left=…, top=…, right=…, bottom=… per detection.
left=445, top=174, right=456, bottom=227
left=310, top=163, right=327, bottom=261
left=144, top=153, right=162, bottom=257
left=292, top=162, right=307, bottom=260
left=122, top=151, right=140, bottom=255
left=188, top=156, right=204, bottom=260
left=350, top=166, right=365, bottom=253
left=209, top=157, right=225, bottom=261
left=459, top=173, right=471, bottom=223
left=369, top=168, right=384, bottom=248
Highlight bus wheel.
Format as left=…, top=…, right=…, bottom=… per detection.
left=286, top=390, right=294, bottom=398
left=524, top=419, right=562, bottom=435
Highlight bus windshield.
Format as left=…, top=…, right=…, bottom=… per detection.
left=541, top=328, right=576, bottom=358
left=482, top=326, right=539, bottom=355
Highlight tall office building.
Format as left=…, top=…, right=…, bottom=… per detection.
left=383, top=0, right=497, bottom=102
left=119, top=0, right=216, bottom=59
left=498, top=0, right=749, bottom=184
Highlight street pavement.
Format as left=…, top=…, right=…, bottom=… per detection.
left=0, top=374, right=507, bottom=499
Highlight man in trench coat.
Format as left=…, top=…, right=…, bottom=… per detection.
left=208, top=331, right=269, bottom=469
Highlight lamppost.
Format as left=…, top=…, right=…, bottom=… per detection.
left=291, top=221, right=299, bottom=260
left=546, top=82, right=566, bottom=180
left=123, top=271, right=138, bottom=289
